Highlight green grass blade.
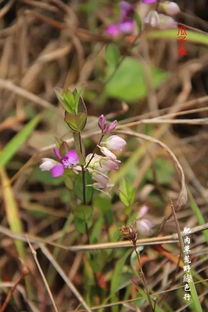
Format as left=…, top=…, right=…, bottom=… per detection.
left=189, top=276, right=203, bottom=312
left=188, top=189, right=208, bottom=242
left=0, top=115, right=40, bottom=168
left=146, top=29, right=208, bottom=45
left=0, top=168, right=25, bottom=259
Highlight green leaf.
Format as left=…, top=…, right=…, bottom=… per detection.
left=105, top=57, right=167, bottom=102
left=106, top=44, right=120, bottom=66
left=189, top=190, right=208, bottom=242
left=147, top=29, right=208, bottom=45
left=56, top=89, right=77, bottom=114
left=93, top=195, right=112, bottom=213
left=189, top=273, right=203, bottom=312
left=64, top=112, right=87, bottom=132
left=0, top=115, right=40, bottom=169
left=74, top=217, right=86, bottom=233
left=74, top=205, right=93, bottom=221
left=119, top=178, right=135, bottom=207
left=110, top=250, right=131, bottom=295
left=0, top=168, right=25, bottom=259
left=75, top=172, right=93, bottom=204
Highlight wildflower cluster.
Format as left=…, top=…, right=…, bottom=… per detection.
left=106, top=1, right=136, bottom=37
left=40, top=90, right=126, bottom=195
left=106, top=1, right=180, bottom=37
left=144, top=1, right=180, bottom=29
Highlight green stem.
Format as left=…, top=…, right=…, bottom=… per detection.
left=85, top=134, right=104, bottom=168
left=81, top=165, right=86, bottom=205
left=133, top=244, right=155, bottom=312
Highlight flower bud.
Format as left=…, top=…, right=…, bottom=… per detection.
left=98, top=114, right=106, bottom=130
left=98, top=115, right=117, bottom=134
left=56, top=88, right=87, bottom=132
left=159, top=1, right=180, bottom=16
left=158, top=14, right=177, bottom=29
left=136, top=219, right=153, bottom=234
left=100, top=158, right=120, bottom=171
left=138, top=205, right=149, bottom=218
left=105, top=120, right=117, bottom=134
left=144, top=10, right=160, bottom=28
left=105, top=135, right=126, bottom=151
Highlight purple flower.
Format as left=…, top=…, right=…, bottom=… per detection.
left=98, top=114, right=117, bottom=134
left=119, top=20, right=134, bottom=34
left=106, top=1, right=135, bottom=37
left=142, top=0, right=157, bottom=4
left=106, top=24, right=121, bottom=37
left=40, top=149, right=79, bottom=177
left=105, top=135, right=126, bottom=151
left=120, top=1, right=135, bottom=19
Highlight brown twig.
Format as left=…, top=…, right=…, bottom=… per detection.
left=0, top=265, right=29, bottom=312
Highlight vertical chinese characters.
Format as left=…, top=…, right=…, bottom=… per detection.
left=182, top=227, right=192, bottom=302
left=177, top=25, right=188, bottom=56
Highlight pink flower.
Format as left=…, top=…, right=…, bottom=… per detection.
left=100, top=158, right=120, bottom=171
left=136, top=219, right=153, bottom=234
left=92, top=172, right=114, bottom=191
left=105, top=135, right=126, bottom=152
left=144, top=10, right=160, bottom=27
left=106, top=24, right=120, bottom=37
left=160, top=1, right=180, bottom=16
left=144, top=11, right=177, bottom=29
left=136, top=205, right=153, bottom=234
left=98, top=114, right=117, bottom=134
left=40, top=149, right=79, bottom=177
left=121, top=1, right=135, bottom=19
left=99, top=146, right=117, bottom=160
left=157, top=14, right=177, bottom=29
left=142, top=0, right=157, bottom=4
left=119, top=20, right=134, bottom=34
left=106, top=1, right=135, bottom=37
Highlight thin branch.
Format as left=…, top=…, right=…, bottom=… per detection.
left=115, top=129, right=187, bottom=209
left=40, top=244, right=92, bottom=312
left=0, top=224, right=208, bottom=252
left=27, top=238, right=59, bottom=312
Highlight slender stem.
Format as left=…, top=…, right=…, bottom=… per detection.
left=133, top=243, right=155, bottom=312
left=85, top=134, right=104, bottom=169
left=81, top=165, right=86, bottom=205
left=78, top=132, right=84, bottom=155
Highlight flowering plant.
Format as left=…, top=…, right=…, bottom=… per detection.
left=106, top=0, right=180, bottom=37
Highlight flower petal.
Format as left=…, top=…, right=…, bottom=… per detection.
left=106, top=24, right=121, bottom=37
left=138, top=205, right=149, bottom=218
left=40, top=158, right=58, bottom=171
left=99, top=146, right=117, bottom=160
left=53, top=148, right=62, bottom=160
left=136, top=219, right=153, bottom=234
left=50, top=164, right=64, bottom=177
left=119, top=20, right=134, bottom=34
left=62, top=149, right=79, bottom=168
left=105, top=135, right=126, bottom=151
